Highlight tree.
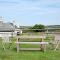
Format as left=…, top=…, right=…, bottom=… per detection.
left=31, top=24, right=45, bottom=32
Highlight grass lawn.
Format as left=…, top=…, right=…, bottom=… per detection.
left=0, top=36, right=60, bottom=60
left=0, top=48, right=60, bottom=60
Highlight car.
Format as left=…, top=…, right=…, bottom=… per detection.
left=17, top=31, right=20, bottom=35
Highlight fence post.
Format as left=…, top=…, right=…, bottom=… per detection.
left=40, top=35, right=45, bottom=52
left=17, top=36, right=20, bottom=52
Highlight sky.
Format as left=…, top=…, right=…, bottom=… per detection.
left=0, top=0, right=60, bottom=26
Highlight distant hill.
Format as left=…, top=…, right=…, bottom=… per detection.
left=19, top=25, right=60, bottom=29
left=46, top=25, right=60, bottom=29
left=19, top=26, right=32, bottom=29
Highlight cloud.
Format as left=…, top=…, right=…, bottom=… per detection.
left=0, top=1, right=18, bottom=4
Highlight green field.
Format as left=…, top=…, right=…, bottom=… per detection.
left=0, top=36, right=60, bottom=60
left=0, top=49, right=60, bottom=60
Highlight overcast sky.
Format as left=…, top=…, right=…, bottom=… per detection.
left=0, top=0, right=60, bottom=26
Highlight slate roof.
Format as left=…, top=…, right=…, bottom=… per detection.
left=0, top=22, right=15, bottom=32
